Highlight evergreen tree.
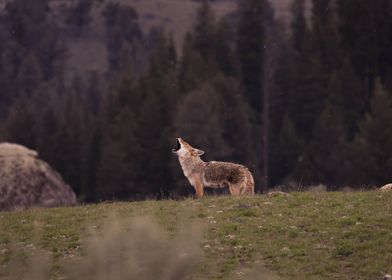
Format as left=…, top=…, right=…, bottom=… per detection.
left=287, top=0, right=325, bottom=141
left=102, top=2, right=142, bottom=73
left=236, top=0, right=265, bottom=113
left=193, top=0, right=215, bottom=61
left=311, top=0, right=342, bottom=73
left=338, top=0, right=392, bottom=94
left=83, top=124, right=101, bottom=202
left=58, top=93, right=91, bottom=197
left=98, top=105, right=141, bottom=200
left=293, top=102, right=350, bottom=188
left=178, top=33, right=205, bottom=93
left=179, top=1, right=229, bottom=91
left=98, top=74, right=143, bottom=200
left=214, top=18, right=237, bottom=77
left=270, top=114, right=303, bottom=186
left=327, top=59, right=364, bottom=139
left=4, top=0, right=65, bottom=80
left=136, top=30, right=180, bottom=197
left=351, top=80, right=392, bottom=186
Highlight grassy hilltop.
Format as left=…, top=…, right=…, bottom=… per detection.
left=0, top=191, right=392, bottom=279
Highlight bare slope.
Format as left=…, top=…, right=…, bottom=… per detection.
left=0, top=0, right=306, bottom=80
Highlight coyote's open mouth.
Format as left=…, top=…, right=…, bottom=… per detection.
left=172, top=138, right=181, bottom=153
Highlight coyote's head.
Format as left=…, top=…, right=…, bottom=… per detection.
left=172, top=138, right=205, bottom=158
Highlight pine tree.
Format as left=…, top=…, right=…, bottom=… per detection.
left=193, top=0, right=215, bottom=61
left=97, top=70, right=144, bottom=199
left=236, top=0, right=265, bottom=113
left=136, top=30, right=180, bottom=197
left=102, top=2, right=142, bottom=73
left=327, top=59, right=364, bottom=139
left=178, top=33, right=204, bottom=93
left=287, top=0, right=325, bottom=141
left=270, top=114, right=304, bottom=186
left=98, top=104, right=142, bottom=200
left=351, top=80, right=392, bottom=186
left=338, top=0, right=392, bottom=95
left=83, top=124, right=101, bottom=202
left=178, top=1, right=225, bottom=91
left=214, top=18, right=237, bottom=77
left=293, top=102, right=350, bottom=188
left=311, top=0, right=342, bottom=73
left=4, top=0, right=64, bottom=80
left=236, top=0, right=266, bottom=190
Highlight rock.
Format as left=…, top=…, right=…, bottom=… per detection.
left=380, top=184, right=392, bottom=192
left=0, top=143, right=77, bottom=211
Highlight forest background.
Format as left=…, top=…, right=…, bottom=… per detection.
left=0, top=0, right=391, bottom=201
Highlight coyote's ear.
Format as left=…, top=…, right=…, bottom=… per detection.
left=193, top=148, right=205, bottom=156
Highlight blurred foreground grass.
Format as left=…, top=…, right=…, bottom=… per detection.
left=0, top=191, right=392, bottom=279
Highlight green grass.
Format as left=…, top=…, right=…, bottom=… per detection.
left=1, top=191, right=392, bottom=279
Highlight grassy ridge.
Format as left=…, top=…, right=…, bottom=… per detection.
left=1, top=191, right=392, bottom=279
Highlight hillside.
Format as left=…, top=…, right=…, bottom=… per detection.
left=0, top=0, right=306, bottom=81
left=1, top=191, right=391, bottom=279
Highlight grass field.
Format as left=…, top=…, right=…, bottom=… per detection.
left=1, top=191, right=392, bottom=279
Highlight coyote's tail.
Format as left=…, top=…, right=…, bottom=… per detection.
left=244, top=169, right=255, bottom=195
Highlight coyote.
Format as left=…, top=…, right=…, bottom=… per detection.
left=172, top=138, right=254, bottom=197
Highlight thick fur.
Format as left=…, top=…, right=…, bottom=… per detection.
left=172, top=138, right=254, bottom=197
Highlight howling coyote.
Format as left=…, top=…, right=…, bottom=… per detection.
left=172, top=138, right=254, bottom=197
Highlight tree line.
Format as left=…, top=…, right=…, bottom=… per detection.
left=0, top=0, right=391, bottom=201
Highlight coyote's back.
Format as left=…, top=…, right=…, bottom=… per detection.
left=203, top=161, right=254, bottom=195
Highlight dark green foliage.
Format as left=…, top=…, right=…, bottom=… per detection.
left=311, top=0, right=342, bottom=73
left=179, top=1, right=236, bottom=92
left=293, top=102, right=350, bottom=188
left=102, top=2, right=142, bottom=73
left=193, top=0, right=216, bottom=60
left=136, top=31, right=179, bottom=197
left=286, top=0, right=326, bottom=141
left=350, top=81, right=392, bottom=186
left=338, top=0, right=392, bottom=94
left=98, top=74, right=143, bottom=199
left=270, top=114, right=303, bottom=186
left=236, top=0, right=265, bottom=112
left=98, top=104, right=142, bottom=200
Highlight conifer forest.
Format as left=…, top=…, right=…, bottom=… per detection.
left=0, top=0, right=391, bottom=201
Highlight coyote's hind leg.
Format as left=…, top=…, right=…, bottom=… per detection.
left=229, top=184, right=242, bottom=196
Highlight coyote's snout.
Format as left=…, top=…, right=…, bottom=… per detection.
left=172, top=138, right=254, bottom=197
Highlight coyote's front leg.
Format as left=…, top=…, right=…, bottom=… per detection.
left=193, top=176, right=204, bottom=198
